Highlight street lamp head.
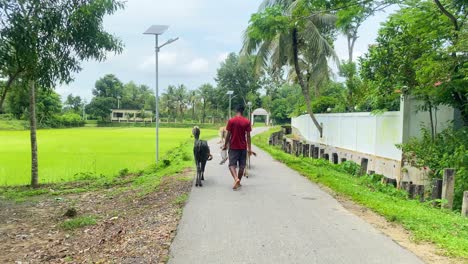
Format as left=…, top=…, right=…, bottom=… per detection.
left=226, top=90, right=234, bottom=95
left=166, top=37, right=179, bottom=45
left=144, top=25, right=169, bottom=35
left=247, top=101, right=252, bottom=107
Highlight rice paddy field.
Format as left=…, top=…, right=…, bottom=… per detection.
left=0, top=127, right=218, bottom=186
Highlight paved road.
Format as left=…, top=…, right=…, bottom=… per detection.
left=169, top=128, right=424, bottom=264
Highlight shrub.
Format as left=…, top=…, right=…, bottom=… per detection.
left=311, top=96, right=339, bottom=113
left=61, top=216, right=96, bottom=230
left=55, top=113, right=85, bottom=127
left=398, top=127, right=468, bottom=210
left=338, top=161, right=361, bottom=176
left=119, top=168, right=129, bottom=177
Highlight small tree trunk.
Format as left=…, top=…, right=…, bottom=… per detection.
left=292, top=28, right=323, bottom=136
left=202, top=101, right=206, bottom=123
left=0, top=75, right=17, bottom=111
left=29, top=81, right=39, bottom=188
left=428, top=102, right=435, bottom=141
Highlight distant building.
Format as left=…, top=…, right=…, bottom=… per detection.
left=110, top=109, right=153, bottom=122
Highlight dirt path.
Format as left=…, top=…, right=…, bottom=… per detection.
left=0, top=171, right=192, bottom=263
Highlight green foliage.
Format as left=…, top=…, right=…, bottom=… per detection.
left=254, top=129, right=468, bottom=258
left=338, top=160, right=360, bottom=176
left=311, top=96, right=338, bottom=113
left=398, top=127, right=468, bottom=210
left=215, top=53, right=261, bottom=116
left=119, top=168, right=129, bottom=177
left=61, top=216, right=97, bottom=230
left=270, top=84, right=304, bottom=123
left=63, top=94, right=83, bottom=114
left=53, top=113, right=85, bottom=128
left=173, top=193, right=189, bottom=207
left=247, top=6, right=290, bottom=42
left=86, top=97, right=115, bottom=121
left=359, top=0, right=467, bottom=121
left=243, top=0, right=337, bottom=133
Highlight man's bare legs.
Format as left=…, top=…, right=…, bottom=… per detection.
left=229, top=166, right=244, bottom=189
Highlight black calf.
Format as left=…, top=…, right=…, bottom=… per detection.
left=192, top=127, right=212, bottom=187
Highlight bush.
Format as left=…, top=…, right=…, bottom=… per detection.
left=398, top=127, right=468, bottom=210
left=311, top=96, right=339, bottom=113
left=55, top=113, right=85, bottom=128
left=338, top=161, right=361, bottom=176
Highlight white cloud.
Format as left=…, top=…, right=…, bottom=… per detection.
left=216, top=52, right=229, bottom=64
left=185, top=58, right=210, bottom=74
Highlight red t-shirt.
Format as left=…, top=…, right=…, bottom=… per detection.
left=226, top=116, right=252, bottom=150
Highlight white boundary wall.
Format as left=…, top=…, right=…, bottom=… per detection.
left=292, top=112, right=402, bottom=160
left=292, top=97, right=455, bottom=163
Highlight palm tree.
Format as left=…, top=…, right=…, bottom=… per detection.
left=242, top=0, right=337, bottom=136
left=175, top=84, right=188, bottom=119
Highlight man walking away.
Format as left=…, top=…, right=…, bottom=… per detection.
left=223, top=104, right=252, bottom=190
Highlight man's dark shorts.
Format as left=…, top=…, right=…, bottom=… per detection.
left=229, top=149, right=247, bottom=168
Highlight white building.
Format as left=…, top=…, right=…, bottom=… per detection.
left=110, top=109, right=153, bottom=122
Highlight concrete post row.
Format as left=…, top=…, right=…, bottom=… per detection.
left=462, top=191, right=468, bottom=217
left=441, top=169, right=455, bottom=210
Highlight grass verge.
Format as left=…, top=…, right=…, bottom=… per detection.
left=253, top=129, right=468, bottom=259
left=61, top=216, right=97, bottom=230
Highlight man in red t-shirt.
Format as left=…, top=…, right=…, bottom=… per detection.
left=223, top=104, right=252, bottom=190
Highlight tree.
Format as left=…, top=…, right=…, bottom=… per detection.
left=359, top=0, right=467, bottom=125
left=93, top=74, right=124, bottom=102
left=215, top=53, right=261, bottom=118
left=0, top=0, right=124, bottom=187
left=7, top=84, right=62, bottom=125
left=242, top=1, right=337, bottom=136
left=188, top=89, right=198, bottom=120
left=198, top=83, right=216, bottom=123
left=174, top=84, right=188, bottom=119
left=87, top=97, right=115, bottom=121
left=120, top=81, right=154, bottom=110
left=333, top=0, right=397, bottom=63
left=64, top=94, right=82, bottom=113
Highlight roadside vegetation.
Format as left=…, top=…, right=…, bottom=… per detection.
left=254, top=129, right=468, bottom=259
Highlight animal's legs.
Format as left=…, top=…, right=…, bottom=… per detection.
left=201, top=161, right=207, bottom=181
left=195, top=160, right=201, bottom=187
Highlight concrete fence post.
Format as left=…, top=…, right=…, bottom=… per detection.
left=416, top=185, right=425, bottom=202
left=462, top=191, right=468, bottom=217
left=441, top=168, right=455, bottom=210
left=408, top=184, right=416, bottom=199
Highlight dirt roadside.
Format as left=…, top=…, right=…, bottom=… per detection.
left=0, top=171, right=193, bottom=264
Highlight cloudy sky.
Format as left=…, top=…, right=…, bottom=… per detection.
left=57, top=0, right=397, bottom=102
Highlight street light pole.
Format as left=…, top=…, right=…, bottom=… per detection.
left=82, top=100, right=86, bottom=121
left=227, top=90, right=234, bottom=120
left=155, top=34, right=159, bottom=162
left=144, top=25, right=178, bottom=164
left=247, top=101, right=252, bottom=121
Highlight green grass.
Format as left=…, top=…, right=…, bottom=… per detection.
left=0, top=136, right=205, bottom=201
left=60, top=216, right=97, bottom=230
left=253, top=129, right=468, bottom=259
left=0, top=127, right=217, bottom=186
left=173, top=193, right=189, bottom=206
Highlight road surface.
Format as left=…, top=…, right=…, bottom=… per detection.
left=169, top=128, right=423, bottom=264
